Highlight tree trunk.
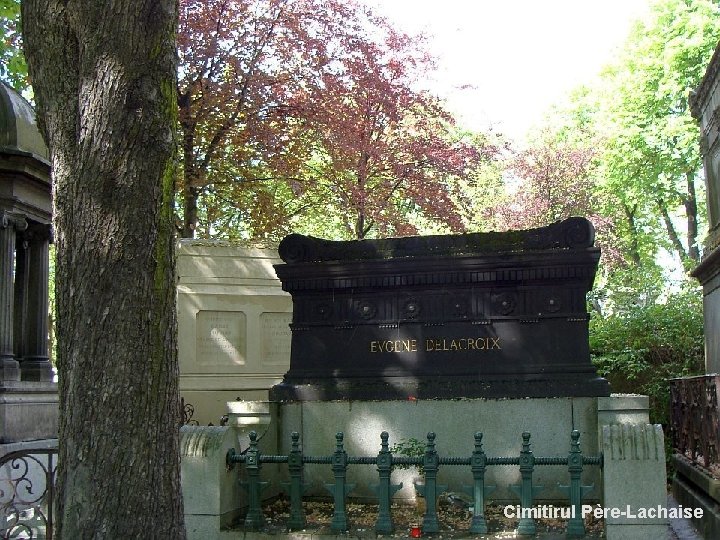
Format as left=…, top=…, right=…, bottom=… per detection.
left=355, top=211, right=365, bottom=240
left=21, top=1, right=186, bottom=538
left=623, top=203, right=642, bottom=266
left=657, top=198, right=688, bottom=263
left=182, top=184, right=200, bottom=239
left=179, top=93, right=198, bottom=239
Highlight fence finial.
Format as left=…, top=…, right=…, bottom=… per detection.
left=380, top=431, right=389, bottom=452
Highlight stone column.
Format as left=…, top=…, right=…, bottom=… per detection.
left=20, top=222, right=53, bottom=382
left=0, top=212, right=26, bottom=382
left=12, top=231, right=29, bottom=360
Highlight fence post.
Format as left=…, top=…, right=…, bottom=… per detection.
left=373, top=431, right=402, bottom=534
left=510, top=432, right=543, bottom=536
left=286, top=431, right=306, bottom=530
left=559, top=430, right=594, bottom=537
left=467, top=432, right=495, bottom=534
left=324, top=432, right=354, bottom=532
left=241, top=431, right=268, bottom=530
left=421, top=432, right=441, bottom=534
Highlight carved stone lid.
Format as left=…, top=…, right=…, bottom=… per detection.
left=690, top=40, right=720, bottom=120
left=0, top=81, right=49, bottom=162
left=278, top=217, right=595, bottom=264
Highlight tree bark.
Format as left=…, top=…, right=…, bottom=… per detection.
left=182, top=185, right=200, bottom=239
left=21, top=1, right=185, bottom=538
left=179, top=93, right=198, bottom=238
left=355, top=211, right=365, bottom=240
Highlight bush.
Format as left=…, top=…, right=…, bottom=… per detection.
left=590, top=287, right=704, bottom=428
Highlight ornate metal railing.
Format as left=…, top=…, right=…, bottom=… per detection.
left=180, top=397, right=199, bottom=426
left=0, top=448, right=57, bottom=540
left=670, top=374, right=720, bottom=476
left=227, top=430, right=602, bottom=537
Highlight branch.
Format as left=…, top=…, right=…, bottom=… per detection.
left=198, top=5, right=284, bottom=174
left=362, top=219, right=375, bottom=237
left=657, top=197, right=688, bottom=262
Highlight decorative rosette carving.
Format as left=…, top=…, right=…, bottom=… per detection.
left=357, top=300, right=377, bottom=320
left=401, top=298, right=421, bottom=320
left=492, top=292, right=516, bottom=315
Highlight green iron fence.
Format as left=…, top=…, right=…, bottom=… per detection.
left=227, top=429, right=602, bottom=536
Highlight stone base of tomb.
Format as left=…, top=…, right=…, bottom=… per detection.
left=269, top=372, right=610, bottom=401
left=0, top=381, right=58, bottom=443
left=266, top=394, right=644, bottom=502
left=179, top=394, right=671, bottom=540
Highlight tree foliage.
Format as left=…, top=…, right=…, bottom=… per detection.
left=498, top=0, right=718, bottom=313
left=177, top=0, right=497, bottom=241
left=590, top=288, right=704, bottom=426
left=293, top=25, right=496, bottom=239
left=478, top=0, right=714, bottom=413
left=597, top=0, right=719, bottom=269
left=0, top=0, right=27, bottom=91
left=480, top=90, right=626, bottom=283
left=177, top=0, right=343, bottom=238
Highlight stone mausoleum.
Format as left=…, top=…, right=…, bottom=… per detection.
left=669, top=40, right=720, bottom=539
left=690, top=45, right=720, bottom=374
left=0, top=81, right=58, bottom=444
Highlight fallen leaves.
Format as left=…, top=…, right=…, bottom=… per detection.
left=237, top=496, right=606, bottom=538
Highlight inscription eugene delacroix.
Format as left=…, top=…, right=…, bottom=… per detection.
left=370, top=337, right=501, bottom=353
left=269, top=217, right=610, bottom=401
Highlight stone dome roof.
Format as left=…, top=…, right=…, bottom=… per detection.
left=0, top=81, right=49, bottom=162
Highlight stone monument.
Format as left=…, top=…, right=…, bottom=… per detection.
left=176, top=241, right=292, bottom=424
left=0, top=81, right=58, bottom=443
left=178, top=220, right=668, bottom=540
left=690, top=45, right=720, bottom=374
left=270, top=217, right=610, bottom=401
left=670, top=41, right=720, bottom=538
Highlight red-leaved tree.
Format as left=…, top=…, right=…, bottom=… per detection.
left=295, top=19, right=495, bottom=239
left=178, top=0, right=352, bottom=238
left=178, top=0, right=496, bottom=240
left=489, top=132, right=622, bottom=266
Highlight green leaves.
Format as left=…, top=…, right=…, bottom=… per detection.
left=595, top=0, right=719, bottom=267
left=0, top=0, right=27, bottom=92
left=590, top=286, right=704, bottom=426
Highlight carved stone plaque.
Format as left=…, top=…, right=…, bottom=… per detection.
left=196, top=310, right=247, bottom=366
left=261, top=312, right=292, bottom=366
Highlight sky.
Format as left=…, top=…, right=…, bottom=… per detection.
left=361, top=0, right=652, bottom=143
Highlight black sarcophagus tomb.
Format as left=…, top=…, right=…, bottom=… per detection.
left=269, top=217, right=610, bottom=401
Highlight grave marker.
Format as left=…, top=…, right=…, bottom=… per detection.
left=270, top=217, right=610, bottom=401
